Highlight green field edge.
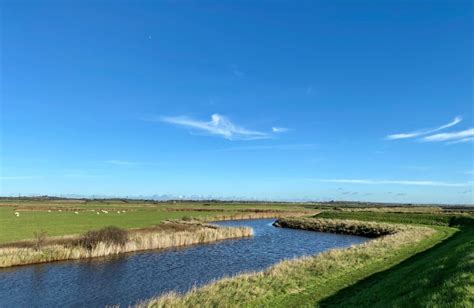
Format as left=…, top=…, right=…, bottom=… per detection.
left=269, top=225, right=457, bottom=307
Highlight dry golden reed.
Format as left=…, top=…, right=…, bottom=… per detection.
left=0, top=224, right=252, bottom=268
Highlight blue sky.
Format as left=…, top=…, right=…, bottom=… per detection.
left=1, top=1, right=473, bottom=204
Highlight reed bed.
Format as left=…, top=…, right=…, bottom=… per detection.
left=338, top=206, right=444, bottom=213
left=0, top=224, right=252, bottom=268
left=274, top=217, right=403, bottom=237
left=141, top=217, right=437, bottom=307
left=201, top=211, right=313, bottom=222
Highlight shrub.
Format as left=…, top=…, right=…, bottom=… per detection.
left=182, top=215, right=193, bottom=221
left=78, top=226, right=128, bottom=250
left=33, top=230, right=48, bottom=251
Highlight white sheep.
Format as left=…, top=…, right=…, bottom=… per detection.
left=14, top=212, right=20, bottom=217
left=101, top=210, right=108, bottom=214
left=74, top=211, right=79, bottom=215
left=58, top=209, right=62, bottom=212
left=117, top=211, right=121, bottom=214
left=96, top=212, right=100, bottom=215
left=47, top=210, right=52, bottom=213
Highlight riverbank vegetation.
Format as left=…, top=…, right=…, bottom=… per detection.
left=316, top=210, right=457, bottom=226
left=0, top=199, right=316, bottom=244
left=142, top=217, right=449, bottom=307
left=0, top=221, right=252, bottom=268
left=273, top=217, right=402, bottom=237
left=142, top=213, right=473, bottom=307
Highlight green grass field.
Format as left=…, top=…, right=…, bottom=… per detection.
left=0, top=199, right=310, bottom=243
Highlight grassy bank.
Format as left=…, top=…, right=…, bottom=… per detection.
left=316, top=210, right=456, bottom=226
left=142, top=217, right=453, bottom=307
left=321, top=218, right=474, bottom=307
left=274, top=217, right=402, bottom=237
left=0, top=222, right=252, bottom=268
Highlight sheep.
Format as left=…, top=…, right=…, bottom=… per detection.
left=14, top=212, right=20, bottom=217
left=47, top=210, right=52, bottom=213
left=58, top=210, right=62, bottom=212
left=117, top=211, right=121, bottom=214
left=101, top=210, right=109, bottom=214
left=96, top=212, right=100, bottom=215
left=74, top=211, right=79, bottom=215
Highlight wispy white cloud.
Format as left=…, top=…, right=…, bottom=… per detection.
left=216, top=143, right=318, bottom=151
left=104, top=160, right=139, bottom=166
left=422, top=128, right=474, bottom=142
left=161, top=114, right=270, bottom=140
left=318, top=178, right=472, bottom=187
left=386, top=116, right=462, bottom=140
left=447, top=137, right=474, bottom=144
left=272, top=127, right=290, bottom=133
left=0, top=176, right=43, bottom=180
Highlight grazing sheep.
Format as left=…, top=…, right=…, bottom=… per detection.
left=74, top=211, right=79, bottom=215
left=101, top=210, right=109, bottom=214
left=117, top=211, right=121, bottom=214
left=58, top=210, right=62, bottom=212
left=96, top=212, right=100, bottom=215
left=14, top=212, right=20, bottom=217
left=47, top=210, right=52, bottom=213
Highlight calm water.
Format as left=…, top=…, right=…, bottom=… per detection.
left=0, top=219, right=368, bottom=307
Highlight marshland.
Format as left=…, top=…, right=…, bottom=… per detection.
left=0, top=198, right=472, bottom=307
left=2, top=1, right=473, bottom=307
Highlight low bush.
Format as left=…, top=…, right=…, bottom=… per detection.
left=77, top=226, right=128, bottom=250
left=33, top=230, right=48, bottom=251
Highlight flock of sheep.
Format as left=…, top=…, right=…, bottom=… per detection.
left=13, top=209, right=127, bottom=217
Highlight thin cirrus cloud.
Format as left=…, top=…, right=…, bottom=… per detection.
left=272, top=127, right=290, bottom=133
left=161, top=114, right=271, bottom=140
left=104, top=160, right=139, bottom=166
left=318, top=178, right=472, bottom=187
left=216, top=143, right=318, bottom=152
left=422, top=128, right=474, bottom=143
left=386, top=116, right=462, bottom=140
left=446, top=137, right=474, bottom=144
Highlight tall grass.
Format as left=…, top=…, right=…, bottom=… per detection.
left=141, top=217, right=438, bottom=307
left=0, top=223, right=252, bottom=268
left=274, top=217, right=402, bottom=237
left=316, top=211, right=456, bottom=226
left=337, top=206, right=444, bottom=213
left=201, top=211, right=312, bottom=222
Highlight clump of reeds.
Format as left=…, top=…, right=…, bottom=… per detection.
left=273, top=217, right=404, bottom=237
left=141, top=217, right=436, bottom=307
left=0, top=223, right=252, bottom=268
